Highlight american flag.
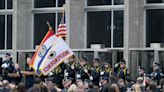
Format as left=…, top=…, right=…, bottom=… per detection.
left=56, top=13, right=67, bottom=37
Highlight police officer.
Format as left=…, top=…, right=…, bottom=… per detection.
left=1, top=53, right=14, bottom=82
left=76, top=58, right=91, bottom=81
left=151, top=62, right=162, bottom=85
left=64, top=57, right=78, bottom=83
left=11, top=63, right=22, bottom=85
left=116, top=59, right=130, bottom=80
left=24, top=57, right=35, bottom=89
left=99, top=75, right=110, bottom=92
left=90, top=58, right=100, bottom=86
left=52, top=63, right=65, bottom=88
left=100, top=61, right=113, bottom=78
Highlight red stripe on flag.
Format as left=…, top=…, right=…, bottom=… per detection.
left=57, top=30, right=67, bottom=32
left=30, top=29, right=54, bottom=66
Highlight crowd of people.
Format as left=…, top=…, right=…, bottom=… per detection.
left=0, top=53, right=164, bottom=92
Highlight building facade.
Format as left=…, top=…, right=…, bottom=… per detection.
left=0, top=0, right=164, bottom=79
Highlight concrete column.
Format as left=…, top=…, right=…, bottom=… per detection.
left=129, top=0, right=145, bottom=48
left=154, top=50, right=159, bottom=63
left=112, top=51, right=118, bottom=68
left=12, top=0, right=18, bottom=63
left=65, top=0, right=86, bottom=49
left=124, top=0, right=145, bottom=68
left=18, top=52, right=26, bottom=70
left=130, top=51, right=139, bottom=80
left=124, top=0, right=130, bottom=68
left=94, top=51, right=99, bottom=59
left=17, top=0, right=33, bottom=50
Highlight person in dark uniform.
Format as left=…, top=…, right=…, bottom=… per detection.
left=100, top=75, right=110, bottom=92
left=100, top=61, right=113, bottom=78
left=64, top=57, right=78, bottom=83
left=1, top=53, right=14, bottom=82
left=52, top=63, right=65, bottom=89
left=115, top=59, right=130, bottom=80
left=11, top=63, right=22, bottom=85
left=24, top=57, right=35, bottom=89
left=151, top=62, right=162, bottom=85
left=76, top=58, right=91, bottom=81
left=90, top=58, right=100, bottom=86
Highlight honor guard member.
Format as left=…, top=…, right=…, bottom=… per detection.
left=64, top=57, right=78, bottom=83
left=1, top=53, right=15, bottom=82
left=24, top=57, right=35, bottom=89
left=100, top=75, right=110, bottom=92
left=100, top=61, right=113, bottom=78
left=151, top=62, right=162, bottom=85
left=116, top=59, right=130, bottom=80
left=52, top=63, right=65, bottom=88
left=90, top=58, right=100, bottom=86
left=76, top=58, right=91, bottom=81
left=11, top=63, right=22, bottom=85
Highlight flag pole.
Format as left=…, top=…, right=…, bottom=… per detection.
left=61, top=4, right=66, bottom=40
left=73, top=55, right=91, bottom=78
left=62, top=4, right=65, bottom=17
left=46, top=21, right=52, bottom=29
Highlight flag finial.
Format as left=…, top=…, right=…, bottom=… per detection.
left=46, top=21, right=52, bottom=29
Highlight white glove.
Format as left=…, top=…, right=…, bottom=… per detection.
left=76, top=74, right=81, bottom=78
left=84, top=69, right=88, bottom=73
left=1, top=63, right=8, bottom=68
left=49, top=72, right=53, bottom=76
left=99, top=82, right=102, bottom=86
left=65, top=72, right=68, bottom=76
left=71, top=66, right=74, bottom=69
left=115, top=63, right=119, bottom=68
left=100, top=72, right=104, bottom=75
left=90, top=76, right=93, bottom=80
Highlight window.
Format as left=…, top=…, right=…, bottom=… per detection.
left=34, top=0, right=65, bottom=8
left=0, top=15, right=5, bottom=49
left=0, top=15, right=12, bottom=49
left=34, top=13, right=63, bottom=46
left=7, top=15, right=12, bottom=49
left=114, top=0, right=124, bottom=5
left=147, top=0, right=164, bottom=3
left=146, top=9, right=164, bottom=47
left=0, top=0, right=5, bottom=9
left=34, top=13, right=56, bottom=46
left=113, top=11, right=123, bottom=47
left=33, top=0, right=65, bottom=48
left=87, top=0, right=124, bottom=6
left=58, top=0, right=65, bottom=7
left=88, top=0, right=111, bottom=6
left=0, top=0, right=13, bottom=49
left=7, top=0, right=13, bottom=9
left=87, top=11, right=123, bottom=48
left=0, top=0, right=13, bottom=9
left=87, top=11, right=111, bottom=48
